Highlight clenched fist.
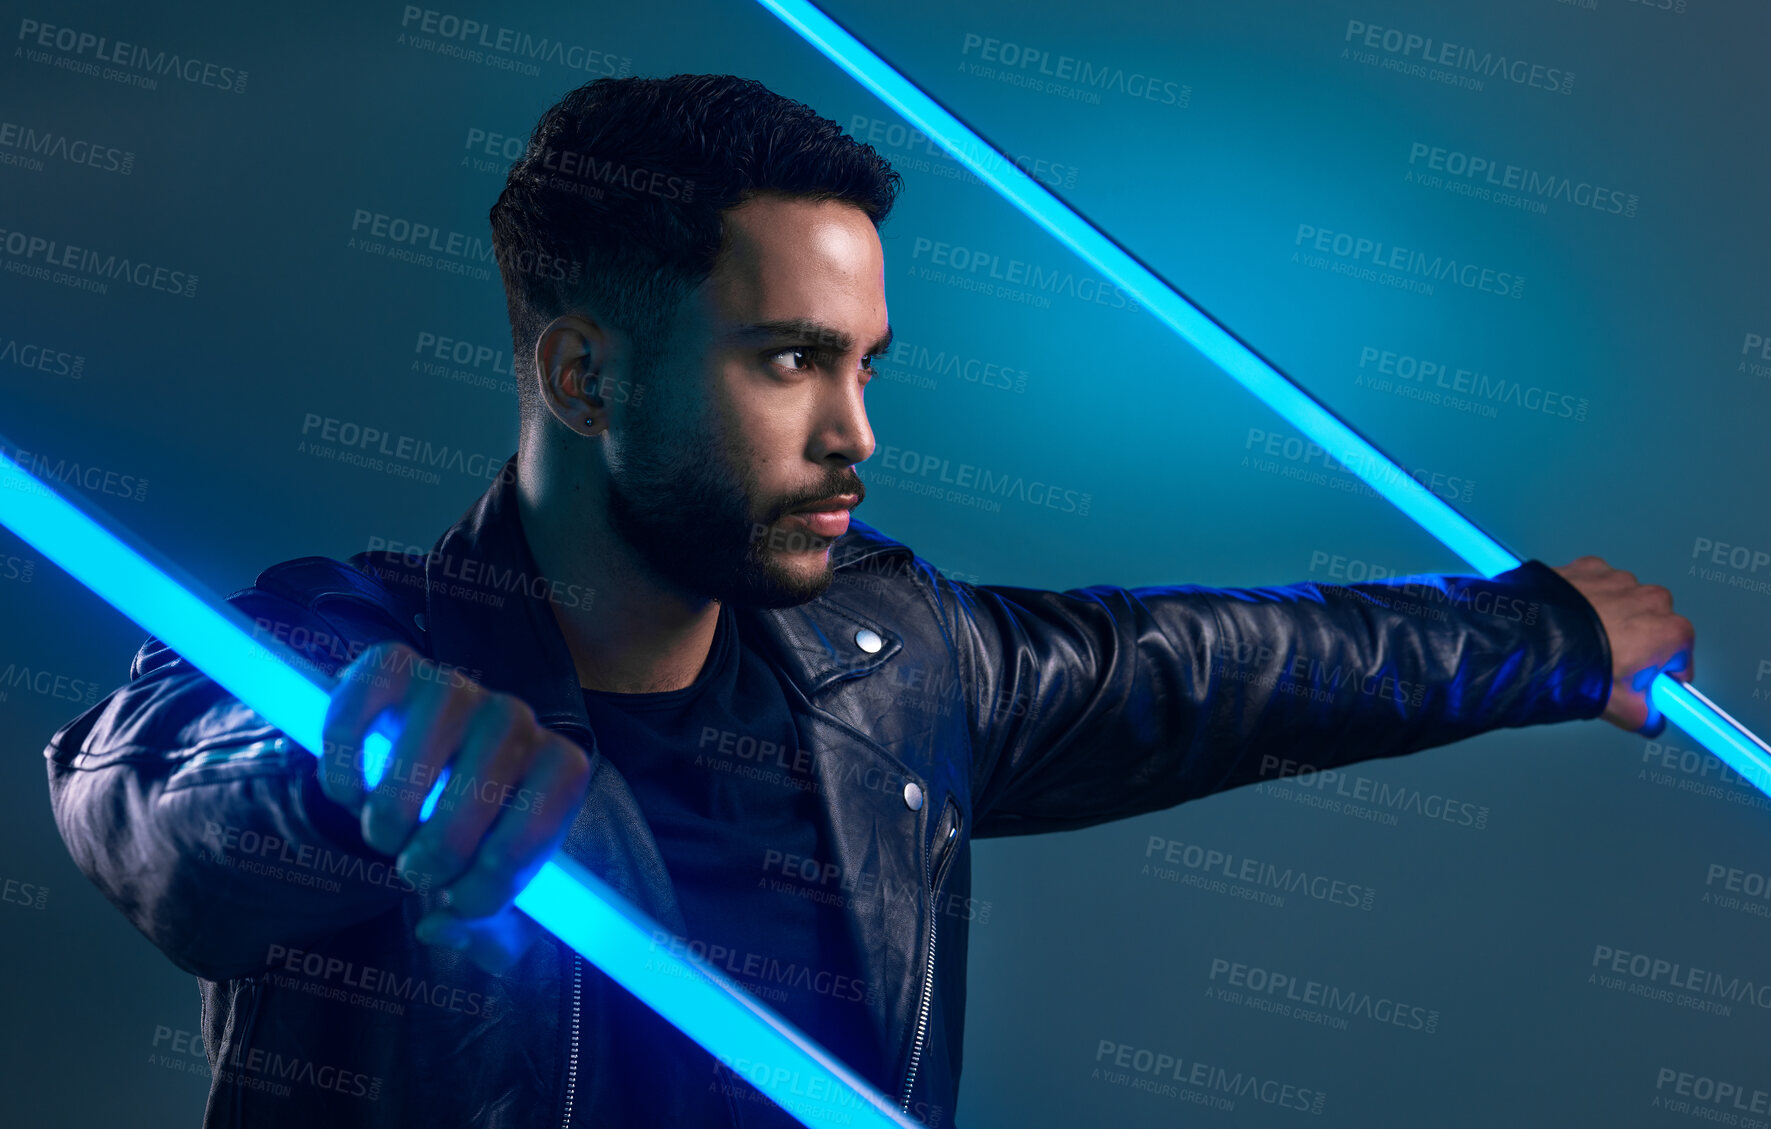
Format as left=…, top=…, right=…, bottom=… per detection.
left=1552, top=556, right=1695, bottom=738
left=317, top=641, right=593, bottom=972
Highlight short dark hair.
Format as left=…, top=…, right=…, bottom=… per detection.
left=489, top=73, right=902, bottom=429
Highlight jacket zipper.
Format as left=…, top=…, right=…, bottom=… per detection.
left=900, top=799, right=960, bottom=1113
left=545, top=722, right=739, bottom=1126
left=560, top=952, right=583, bottom=1128
left=230, top=979, right=265, bottom=1129
left=549, top=720, right=588, bottom=1129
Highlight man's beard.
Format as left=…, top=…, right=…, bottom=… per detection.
left=604, top=405, right=861, bottom=609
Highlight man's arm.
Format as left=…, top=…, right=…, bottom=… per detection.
left=945, top=558, right=1657, bottom=839
left=47, top=558, right=594, bottom=980
left=44, top=583, right=419, bottom=981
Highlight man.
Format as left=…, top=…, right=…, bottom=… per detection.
left=46, top=74, right=1692, bottom=1129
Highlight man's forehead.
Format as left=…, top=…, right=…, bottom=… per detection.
left=699, top=198, right=888, bottom=343
left=715, top=197, right=884, bottom=280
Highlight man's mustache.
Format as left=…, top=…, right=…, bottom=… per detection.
left=774, top=473, right=866, bottom=520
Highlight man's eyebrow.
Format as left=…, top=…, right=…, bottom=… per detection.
left=724, top=318, right=894, bottom=355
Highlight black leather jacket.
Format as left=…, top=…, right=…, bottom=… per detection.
left=45, top=459, right=1613, bottom=1128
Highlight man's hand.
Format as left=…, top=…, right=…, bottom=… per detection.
left=1552, top=556, right=1694, bottom=737
left=318, top=641, right=593, bottom=973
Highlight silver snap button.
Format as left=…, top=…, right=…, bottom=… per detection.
left=855, top=627, right=883, bottom=654
left=903, top=781, right=924, bottom=811
left=413, top=612, right=428, bottom=632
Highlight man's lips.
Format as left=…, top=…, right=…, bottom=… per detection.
left=788, top=494, right=860, bottom=515
left=783, top=510, right=849, bottom=538
left=781, top=495, right=858, bottom=541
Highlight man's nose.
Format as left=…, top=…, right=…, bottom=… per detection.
left=816, top=375, right=874, bottom=467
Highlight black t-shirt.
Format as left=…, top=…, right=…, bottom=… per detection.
left=579, top=601, right=879, bottom=1125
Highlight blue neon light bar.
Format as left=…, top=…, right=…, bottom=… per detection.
left=0, top=444, right=917, bottom=1129
left=753, top=0, right=1771, bottom=794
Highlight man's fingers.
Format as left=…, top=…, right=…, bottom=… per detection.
left=1609, top=685, right=1650, bottom=732
left=437, top=736, right=591, bottom=921
left=318, top=643, right=414, bottom=813
left=360, top=680, right=481, bottom=856
left=393, top=698, right=531, bottom=887
left=317, top=644, right=592, bottom=969
left=415, top=905, right=546, bottom=976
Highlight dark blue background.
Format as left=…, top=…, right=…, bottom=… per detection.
left=3, top=1, right=1768, bottom=1125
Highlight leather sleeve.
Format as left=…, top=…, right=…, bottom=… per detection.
left=44, top=570, right=424, bottom=982
left=950, top=559, right=1614, bottom=839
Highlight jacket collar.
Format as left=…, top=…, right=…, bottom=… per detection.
left=421, top=457, right=911, bottom=728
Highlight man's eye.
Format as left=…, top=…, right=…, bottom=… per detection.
left=772, top=347, right=816, bottom=372
left=769, top=347, right=875, bottom=376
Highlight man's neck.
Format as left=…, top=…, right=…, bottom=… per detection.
left=516, top=462, right=720, bottom=695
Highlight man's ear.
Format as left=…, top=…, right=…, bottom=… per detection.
left=534, top=314, right=610, bottom=437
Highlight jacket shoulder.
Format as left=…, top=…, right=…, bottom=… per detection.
left=252, top=551, right=429, bottom=640
left=124, top=553, right=430, bottom=682
left=827, top=517, right=951, bottom=603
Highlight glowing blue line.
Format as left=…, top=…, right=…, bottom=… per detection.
left=0, top=444, right=917, bottom=1129
left=752, top=0, right=1771, bottom=794
left=361, top=728, right=395, bottom=788
left=417, top=767, right=451, bottom=822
